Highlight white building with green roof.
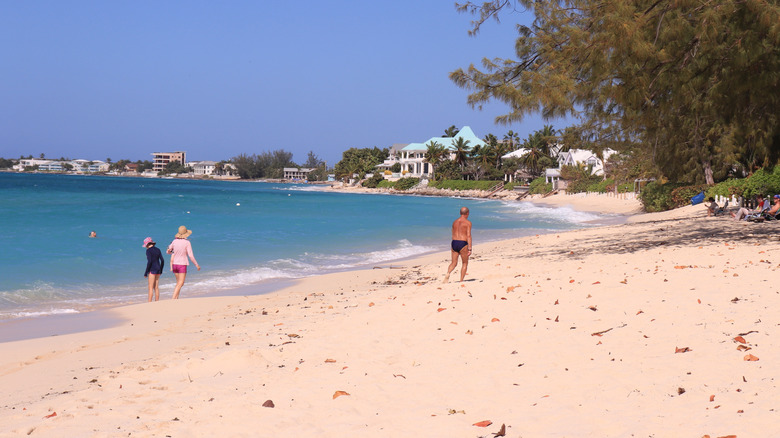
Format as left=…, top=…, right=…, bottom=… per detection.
left=398, top=126, right=485, bottom=178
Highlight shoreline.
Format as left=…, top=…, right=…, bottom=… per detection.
left=0, top=192, right=630, bottom=338
left=3, top=199, right=777, bottom=436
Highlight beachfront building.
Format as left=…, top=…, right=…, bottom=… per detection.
left=398, top=126, right=486, bottom=178
left=87, top=161, right=109, bottom=172
left=152, top=151, right=186, bottom=172
left=558, top=149, right=616, bottom=176
left=13, top=158, right=52, bottom=171
left=37, top=161, right=63, bottom=171
left=189, top=160, right=217, bottom=176
left=283, top=167, right=315, bottom=181
left=544, top=148, right=617, bottom=190
left=375, top=143, right=407, bottom=180
left=13, top=158, right=108, bottom=173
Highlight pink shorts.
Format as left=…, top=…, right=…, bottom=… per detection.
left=172, top=264, right=188, bottom=274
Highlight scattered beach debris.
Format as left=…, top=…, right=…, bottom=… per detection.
left=332, top=390, right=350, bottom=399
left=447, top=408, right=465, bottom=415
left=675, top=347, right=692, bottom=354
left=591, top=324, right=627, bottom=337
left=43, top=412, right=57, bottom=419
left=493, top=423, right=506, bottom=437
left=473, top=420, right=492, bottom=427
left=262, top=400, right=275, bottom=408
left=744, top=354, right=759, bottom=361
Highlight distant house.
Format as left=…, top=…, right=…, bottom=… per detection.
left=87, top=161, right=109, bottom=172
left=398, top=126, right=486, bottom=178
left=558, top=149, right=616, bottom=176
left=545, top=148, right=617, bottom=189
left=152, top=151, right=186, bottom=172
left=189, top=160, right=216, bottom=176
left=124, top=163, right=139, bottom=173
left=14, top=158, right=51, bottom=171
left=283, top=167, right=315, bottom=181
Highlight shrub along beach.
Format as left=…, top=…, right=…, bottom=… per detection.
left=1, top=196, right=777, bottom=437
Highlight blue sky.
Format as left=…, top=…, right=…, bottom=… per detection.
left=0, top=1, right=569, bottom=166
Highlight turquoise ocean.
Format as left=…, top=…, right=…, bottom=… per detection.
left=0, top=172, right=608, bottom=321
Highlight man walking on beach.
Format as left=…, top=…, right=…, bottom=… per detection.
left=445, top=207, right=472, bottom=283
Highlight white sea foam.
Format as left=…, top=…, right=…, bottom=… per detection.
left=503, top=201, right=605, bottom=224
left=282, top=185, right=326, bottom=192
left=6, top=308, right=79, bottom=319
left=182, top=239, right=436, bottom=294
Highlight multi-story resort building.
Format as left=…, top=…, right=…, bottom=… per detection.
left=283, top=167, right=315, bottom=181
left=13, top=159, right=109, bottom=173
left=397, top=126, right=486, bottom=179
left=152, top=151, right=186, bottom=172
left=189, top=160, right=216, bottom=176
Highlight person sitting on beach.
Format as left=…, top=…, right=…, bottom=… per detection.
left=444, top=207, right=472, bottom=283
left=706, top=197, right=719, bottom=217
left=143, top=237, right=164, bottom=302
left=732, top=195, right=767, bottom=221
left=89, top=231, right=97, bottom=238
left=167, top=225, right=200, bottom=299
left=764, top=195, right=780, bottom=218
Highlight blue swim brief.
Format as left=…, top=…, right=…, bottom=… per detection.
left=451, top=240, right=468, bottom=252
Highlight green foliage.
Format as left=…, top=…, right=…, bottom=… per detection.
left=361, top=173, right=385, bottom=188
left=451, top=1, right=780, bottom=185
left=394, top=177, right=420, bottom=191
left=0, top=158, right=15, bottom=168
left=638, top=182, right=690, bottom=212
left=135, top=160, right=154, bottom=172
left=670, top=185, right=709, bottom=207
left=435, top=159, right=462, bottom=181
left=706, top=178, right=746, bottom=199
left=429, top=180, right=502, bottom=191
left=738, top=168, right=780, bottom=199
left=560, top=164, right=601, bottom=194
left=230, top=150, right=296, bottom=179
left=390, top=162, right=401, bottom=173
left=303, top=151, right=329, bottom=182
left=528, top=176, right=552, bottom=194
left=704, top=167, right=780, bottom=200
left=159, top=160, right=190, bottom=175
left=377, top=180, right=394, bottom=188
left=334, top=147, right=388, bottom=181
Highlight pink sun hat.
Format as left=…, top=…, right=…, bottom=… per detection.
left=142, top=237, right=155, bottom=248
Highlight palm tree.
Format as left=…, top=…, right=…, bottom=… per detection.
left=424, top=141, right=446, bottom=180
left=519, top=148, right=546, bottom=178
left=503, top=130, right=520, bottom=151
left=214, top=162, right=224, bottom=176
left=472, top=144, right=497, bottom=169
left=450, top=137, right=471, bottom=172
left=443, top=125, right=460, bottom=138
left=538, top=125, right=558, bottom=156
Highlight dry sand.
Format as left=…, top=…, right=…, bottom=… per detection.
left=1, top=197, right=778, bottom=437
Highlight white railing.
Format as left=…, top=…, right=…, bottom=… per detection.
left=563, top=191, right=638, bottom=200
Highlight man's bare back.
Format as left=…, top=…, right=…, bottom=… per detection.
left=445, top=207, right=472, bottom=282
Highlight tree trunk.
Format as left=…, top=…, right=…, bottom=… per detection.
left=702, top=159, right=714, bottom=185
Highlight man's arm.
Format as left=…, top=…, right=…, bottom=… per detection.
left=466, top=222, right=472, bottom=252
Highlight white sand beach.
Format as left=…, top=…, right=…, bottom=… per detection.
left=1, top=196, right=776, bottom=437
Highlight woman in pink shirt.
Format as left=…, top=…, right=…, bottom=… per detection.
left=167, top=225, right=201, bottom=299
